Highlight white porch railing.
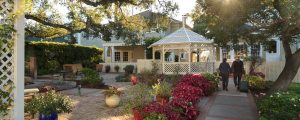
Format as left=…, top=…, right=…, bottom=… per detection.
left=101, top=62, right=137, bottom=73
left=163, top=62, right=215, bottom=74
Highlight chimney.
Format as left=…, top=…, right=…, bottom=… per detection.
left=182, top=14, right=187, bottom=28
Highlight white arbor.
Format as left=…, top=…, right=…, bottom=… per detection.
left=0, top=0, right=24, bottom=119
left=149, top=27, right=216, bottom=74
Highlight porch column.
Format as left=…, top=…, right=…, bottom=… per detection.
left=111, top=46, right=115, bottom=62
left=14, top=0, right=25, bottom=119
left=152, top=48, right=155, bottom=60
left=104, top=46, right=107, bottom=62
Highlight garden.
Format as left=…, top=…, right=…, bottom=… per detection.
left=245, top=74, right=300, bottom=120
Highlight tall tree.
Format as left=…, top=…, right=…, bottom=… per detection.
left=25, top=0, right=178, bottom=44
left=192, top=0, right=300, bottom=93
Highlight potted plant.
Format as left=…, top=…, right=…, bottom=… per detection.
left=103, top=87, right=123, bottom=108
left=114, top=65, right=120, bottom=73
left=25, top=91, right=72, bottom=120
left=124, top=65, right=134, bottom=75
left=130, top=74, right=139, bottom=85
left=105, top=65, right=110, bottom=73
left=151, top=80, right=172, bottom=105
left=123, top=83, right=152, bottom=120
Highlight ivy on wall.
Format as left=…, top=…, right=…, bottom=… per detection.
left=0, top=0, right=15, bottom=117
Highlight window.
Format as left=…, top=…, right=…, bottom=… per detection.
left=251, top=44, right=260, bottom=56
left=123, top=52, right=128, bottom=62
left=222, top=48, right=230, bottom=59
left=115, top=52, right=120, bottom=62
left=180, top=52, right=187, bottom=59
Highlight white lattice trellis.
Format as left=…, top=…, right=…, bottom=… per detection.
left=0, top=0, right=24, bottom=119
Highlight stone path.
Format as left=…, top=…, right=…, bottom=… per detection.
left=197, top=78, right=259, bottom=120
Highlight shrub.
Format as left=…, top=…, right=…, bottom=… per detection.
left=25, top=91, right=72, bottom=116
left=114, top=65, right=120, bottom=72
left=138, top=69, right=159, bottom=86
left=143, top=102, right=182, bottom=120
left=115, top=74, right=130, bottom=82
left=81, top=68, right=103, bottom=85
left=123, top=83, right=152, bottom=113
left=144, top=112, right=168, bottom=120
left=45, top=60, right=60, bottom=74
left=258, top=92, right=300, bottom=120
left=124, top=65, right=134, bottom=75
left=25, top=41, right=103, bottom=75
left=170, top=98, right=199, bottom=120
left=202, top=73, right=220, bottom=90
left=151, top=80, right=173, bottom=98
left=105, top=65, right=110, bottom=73
left=245, top=75, right=267, bottom=92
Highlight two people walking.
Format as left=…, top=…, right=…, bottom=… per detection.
left=219, top=56, right=244, bottom=91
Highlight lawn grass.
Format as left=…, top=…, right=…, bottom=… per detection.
left=288, top=83, right=300, bottom=95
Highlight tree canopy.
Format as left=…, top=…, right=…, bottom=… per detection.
left=192, top=0, right=300, bottom=92
left=25, top=0, right=178, bottom=44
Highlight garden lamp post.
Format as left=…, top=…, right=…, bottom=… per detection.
left=78, top=85, right=81, bottom=96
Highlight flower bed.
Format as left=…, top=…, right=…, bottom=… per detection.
left=137, top=74, right=215, bottom=120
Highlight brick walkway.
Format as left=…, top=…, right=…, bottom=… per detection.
left=197, top=78, right=259, bottom=120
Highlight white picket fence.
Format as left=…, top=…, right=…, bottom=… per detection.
left=215, top=61, right=300, bottom=83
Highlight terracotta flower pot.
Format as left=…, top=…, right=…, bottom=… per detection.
left=156, top=95, right=169, bottom=105
left=130, top=75, right=138, bottom=85
left=133, top=109, right=143, bottom=120
left=105, top=94, right=120, bottom=108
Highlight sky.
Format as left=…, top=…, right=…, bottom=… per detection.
left=171, top=0, right=196, bottom=27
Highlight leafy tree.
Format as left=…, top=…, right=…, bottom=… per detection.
left=25, top=0, right=178, bottom=44
left=192, top=0, right=300, bottom=93
left=144, top=37, right=161, bottom=59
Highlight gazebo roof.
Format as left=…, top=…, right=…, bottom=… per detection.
left=149, top=27, right=212, bottom=47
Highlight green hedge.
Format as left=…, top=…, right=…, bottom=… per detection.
left=25, top=41, right=103, bottom=75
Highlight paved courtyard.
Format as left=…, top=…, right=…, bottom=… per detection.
left=57, top=73, right=132, bottom=120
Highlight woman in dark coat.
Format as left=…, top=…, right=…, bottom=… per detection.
left=219, top=58, right=231, bottom=91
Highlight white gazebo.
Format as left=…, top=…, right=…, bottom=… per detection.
left=149, top=27, right=216, bottom=74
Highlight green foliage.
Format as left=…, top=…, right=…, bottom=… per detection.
left=258, top=92, right=300, bottom=120
left=103, top=87, right=123, bottom=97
left=25, top=41, right=103, bottom=75
left=144, top=112, right=168, bottom=120
left=114, top=65, right=120, bottom=72
left=151, top=80, right=173, bottom=98
left=202, top=73, right=220, bottom=90
left=245, top=75, right=267, bottom=91
left=115, top=74, right=130, bottom=82
left=123, top=65, right=134, bottom=75
left=25, top=0, right=178, bottom=44
left=0, top=78, right=13, bottom=116
left=288, top=83, right=300, bottom=95
left=123, top=83, right=152, bottom=113
left=81, top=68, right=103, bottom=85
left=25, top=91, right=72, bottom=115
left=144, top=37, right=161, bottom=59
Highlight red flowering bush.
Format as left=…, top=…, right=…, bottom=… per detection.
left=176, top=74, right=214, bottom=96
left=172, top=83, right=203, bottom=103
left=170, top=98, right=199, bottom=120
left=143, top=102, right=182, bottom=120
left=141, top=74, right=215, bottom=120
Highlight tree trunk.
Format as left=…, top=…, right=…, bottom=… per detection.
left=268, top=49, right=300, bottom=93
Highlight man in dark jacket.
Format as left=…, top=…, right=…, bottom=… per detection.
left=231, top=56, right=245, bottom=90
left=219, top=58, right=230, bottom=91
